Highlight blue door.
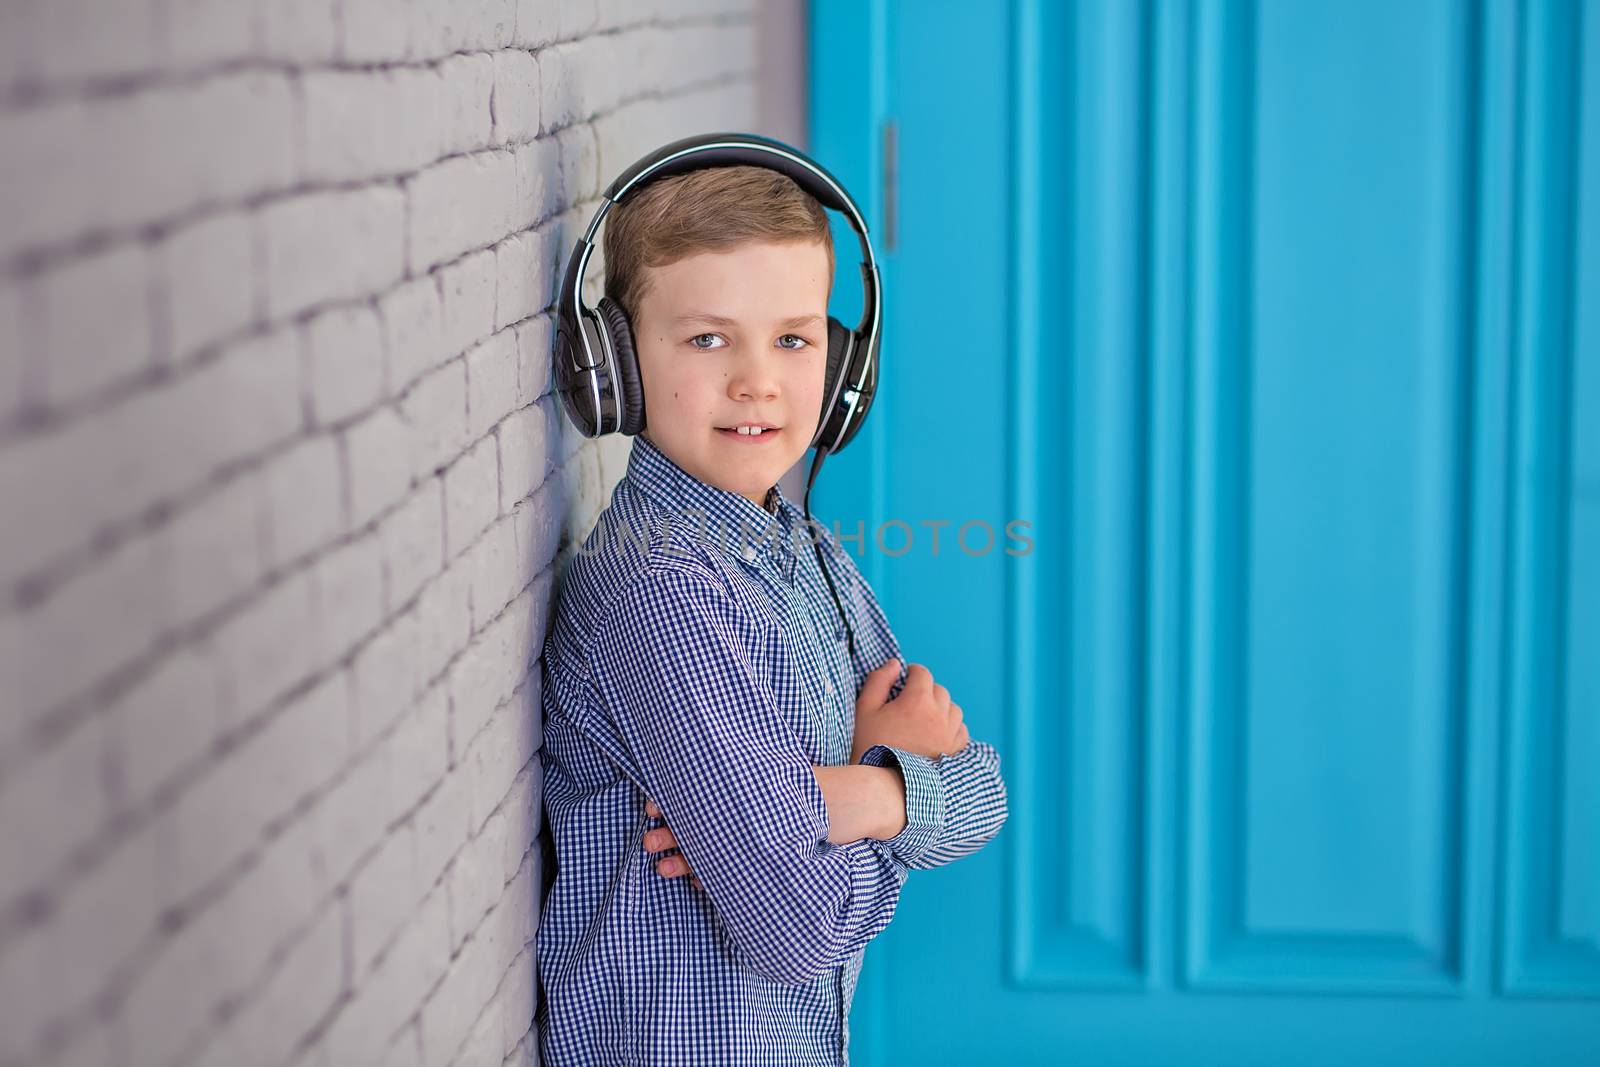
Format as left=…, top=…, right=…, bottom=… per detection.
left=807, top=1, right=1600, bottom=1062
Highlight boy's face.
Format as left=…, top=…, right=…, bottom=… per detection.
left=632, top=238, right=832, bottom=510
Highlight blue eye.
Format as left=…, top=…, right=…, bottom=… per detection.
left=688, top=333, right=725, bottom=350
left=778, top=334, right=809, bottom=350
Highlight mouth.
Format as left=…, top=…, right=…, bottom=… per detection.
left=716, top=424, right=782, bottom=443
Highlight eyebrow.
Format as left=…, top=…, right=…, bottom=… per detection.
left=674, top=312, right=825, bottom=330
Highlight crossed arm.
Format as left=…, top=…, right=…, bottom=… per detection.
left=599, top=551, right=1007, bottom=988
left=590, top=564, right=939, bottom=987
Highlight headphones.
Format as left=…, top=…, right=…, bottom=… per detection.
left=551, top=131, right=884, bottom=665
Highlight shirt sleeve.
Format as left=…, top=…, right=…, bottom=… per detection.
left=587, top=562, right=911, bottom=987
left=823, top=531, right=1011, bottom=871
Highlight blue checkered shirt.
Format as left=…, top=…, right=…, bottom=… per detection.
left=535, top=433, right=1008, bottom=1066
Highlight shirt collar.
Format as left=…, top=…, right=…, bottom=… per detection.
left=625, top=434, right=802, bottom=567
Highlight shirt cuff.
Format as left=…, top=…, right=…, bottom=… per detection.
left=856, top=743, right=944, bottom=866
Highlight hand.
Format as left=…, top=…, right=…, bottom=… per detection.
left=849, top=657, right=970, bottom=764
left=643, top=797, right=703, bottom=890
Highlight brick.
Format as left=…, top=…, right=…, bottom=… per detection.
left=491, top=50, right=541, bottom=147
left=514, top=314, right=554, bottom=406
left=413, top=0, right=514, bottom=59
left=514, top=0, right=560, bottom=49
left=466, top=695, right=536, bottom=833
left=342, top=0, right=414, bottom=62
left=401, top=360, right=469, bottom=482
left=314, top=532, right=386, bottom=659
left=350, top=609, right=423, bottom=750
left=467, top=329, right=519, bottom=439
left=0, top=282, right=20, bottom=421
left=261, top=433, right=346, bottom=570
left=348, top=826, right=416, bottom=974
left=448, top=606, right=524, bottom=757
left=13, top=528, right=174, bottom=725
left=380, top=275, right=446, bottom=396
left=176, top=325, right=306, bottom=475
left=512, top=483, right=563, bottom=589
left=30, top=243, right=154, bottom=407
left=0, top=98, right=94, bottom=262
left=498, top=399, right=552, bottom=510
left=160, top=209, right=258, bottom=362
left=555, top=123, right=598, bottom=211
left=496, top=947, right=535, bottom=1061
left=457, top=1007, right=504, bottom=1067
left=22, top=0, right=161, bottom=86
left=105, top=644, right=229, bottom=812
left=305, top=302, right=386, bottom=426
left=344, top=404, right=414, bottom=530
left=412, top=768, right=469, bottom=898
left=0, top=712, right=111, bottom=910
left=443, top=435, right=498, bottom=559
left=388, top=680, right=450, bottom=818
left=492, top=233, right=539, bottom=333
left=405, top=153, right=517, bottom=273
left=303, top=68, right=443, bottom=183
left=260, top=0, right=340, bottom=63
left=379, top=478, right=445, bottom=610
left=499, top=765, right=538, bottom=886
left=162, top=0, right=257, bottom=67
left=557, top=0, right=601, bottom=45
left=260, top=187, right=406, bottom=321
left=312, top=736, right=392, bottom=889
left=438, top=53, right=495, bottom=157
left=465, top=517, right=518, bottom=632
left=512, top=137, right=559, bottom=231
left=164, top=470, right=269, bottom=627
left=448, top=807, right=507, bottom=951
left=413, top=562, right=471, bottom=690
left=537, top=43, right=583, bottom=134
left=211, top=568, right=320, bottom=729
left=438, top=250, right=498, bottom=358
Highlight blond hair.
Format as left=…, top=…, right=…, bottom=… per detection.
left=602, top=164, right=834, bottom=320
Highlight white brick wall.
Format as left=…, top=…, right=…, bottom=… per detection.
left=0, top=1, right=769, bottom=1064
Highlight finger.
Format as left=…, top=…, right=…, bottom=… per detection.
left=933, top=682, right=950, bottom=707
left=656, top=856, right=689, bottom=878
left=903, top=663, right=933, bottom=693
left=857, top=657, right=901, bottom=708
left=952, top=722, right=970, bottom=752
left=642, top=827, right=679, bottom=853
left=691, top=875, right=704, bottom=891
left=645, top=798, right=660, bottom=818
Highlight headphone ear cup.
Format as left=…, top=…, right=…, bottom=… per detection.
left=597, top=296, right=645, bottom=436
left=814, top=315, right=851, bottom=450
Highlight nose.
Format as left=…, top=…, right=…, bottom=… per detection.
left=726, top=346, right=779, bottom=402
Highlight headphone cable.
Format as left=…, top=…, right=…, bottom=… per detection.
left=801, top=445, right=860, bottom=676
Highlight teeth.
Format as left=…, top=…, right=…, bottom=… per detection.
left=734, top=426, right=769, bottom=435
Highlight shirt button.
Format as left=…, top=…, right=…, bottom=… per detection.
left=825, top=680, right=834, bottom=695
left=740, top=544, right=758, bottom=563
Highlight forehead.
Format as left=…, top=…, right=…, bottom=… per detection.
left=640, top=239, right=830, bottom=317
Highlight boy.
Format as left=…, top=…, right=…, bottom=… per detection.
left=536, top=161, right=1008, bottom=1066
